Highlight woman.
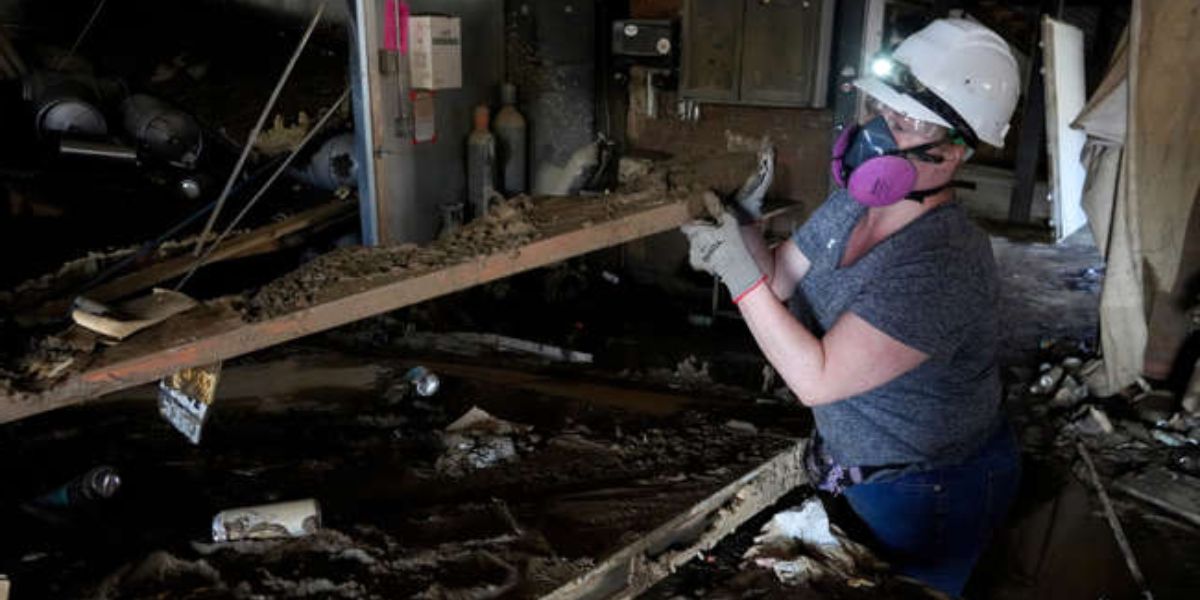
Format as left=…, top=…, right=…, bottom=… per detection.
left=682, top=19, right=1022, bottom=596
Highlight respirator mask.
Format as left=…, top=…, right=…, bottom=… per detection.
left=835, top=54, right=984, bottom=208
left=831, top=115, right=949, bottom=208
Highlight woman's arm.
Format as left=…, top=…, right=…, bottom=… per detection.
left=740, top=229, right=812, bottom=301
left=736, top=284, right=927, bottom=406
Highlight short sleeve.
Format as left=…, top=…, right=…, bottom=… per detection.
left=848, top=250, right=970, bottom=363
left=792, top=191, right=857, bottom=268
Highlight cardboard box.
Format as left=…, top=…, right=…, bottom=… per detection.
left=409, top=15, right=462, bottom=90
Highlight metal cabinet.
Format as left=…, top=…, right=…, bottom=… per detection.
left=682, top=0, right=833, bottom=107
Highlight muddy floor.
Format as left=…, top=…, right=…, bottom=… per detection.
left=992, top=227, right=1103, bottom=365
left=2, top=203, right=1194, bottom=600
left=0, top=345, right=802, bottom=599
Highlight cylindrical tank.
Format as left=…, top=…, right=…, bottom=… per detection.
left=37, top=99, right=107, bottom=137
left=466, top=105, right=496, bottom=221
left=304, top=132, right=358, bottom=191
left=121, top=94, right=203, bottom=166
left=494, top=83, right=527, bottom=196
left=23, top=72, right=108, bottom=138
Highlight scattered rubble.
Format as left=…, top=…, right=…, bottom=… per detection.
left=743, top=498, right=883, bottom=587
left=435, top=406, right=533, bottom=477
left=250, top=196, right=542, bottom=318
left=0, top=156, right=715, bottom=396
left=636, top=355, right=714, bottom=390
left=1008, top=340, right=1200, bottom=581
left=1014, top=349, right=1199, bottom=456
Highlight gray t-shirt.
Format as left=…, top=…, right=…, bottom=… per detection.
left=792, top=190, right=1001, bottom=467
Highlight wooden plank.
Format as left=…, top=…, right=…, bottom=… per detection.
left=1114, top=467, right=1200, bottom=529
left=0, top=197, right=703, bottom=424
left=1042, top=17, right=1089, bottom=242
left=18, top=200, right=355, bottom=323
left=544, top=439, right=807, bottom=600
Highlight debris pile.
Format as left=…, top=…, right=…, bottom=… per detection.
left=0, top=328, right=96, bottom=390
left=435, top=406, right=533, bottom=477
left=743, top=498, right=884, bottom=588
left=1014, top=351, right=1200, bottom=464
left=251, top=196, right=542, bottom=317
left=1007, top=339, right=1200, bottom=548
left=0, top=348, right=800, bottom=598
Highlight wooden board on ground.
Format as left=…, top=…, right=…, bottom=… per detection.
left=545, top=440, right=807, bottom=600
left=0, top=193, right=705, bottom=424
left=1114, top=467, right=1200, bottom=528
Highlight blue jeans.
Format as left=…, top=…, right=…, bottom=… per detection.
left=843, top=425, right=1021, bottom=597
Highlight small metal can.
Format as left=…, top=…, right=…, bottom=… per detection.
left=211, top=499, right=321, bottom=543
left=405, top=366, right=440, bottom=397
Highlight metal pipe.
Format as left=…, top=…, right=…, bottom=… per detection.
left=349, top=0, right=381, bottom=246
left=176, top=87, right=349, bottom=290
left=59, top=139, right=137, bottom=162
left=192, top=0, right=327, bottom=257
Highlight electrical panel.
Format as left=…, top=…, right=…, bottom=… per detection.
left=611, top=19, right=676, bottom=63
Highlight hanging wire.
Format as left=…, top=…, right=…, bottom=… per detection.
left=191, top=0, right=328, bottom=257
left=56, top=0, right=108, bottom=70
left=175, top=86, right=350, bottom=291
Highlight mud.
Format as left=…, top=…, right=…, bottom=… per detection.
left=251, top=196, right=540, bottom=318
left=250, top=156, right=748, bottom=320
left=0, top=143, right=760, bottom=397
left=0, top=346, right=799, bottom=599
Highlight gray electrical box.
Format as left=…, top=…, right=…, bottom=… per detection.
left=682, top=0, right=833, bottom=107
left=612, top=19, right=676, bottom=60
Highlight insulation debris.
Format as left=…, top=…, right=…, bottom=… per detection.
left=436, top=407, right=532, bottom=477
left=254, top=112, right=313, bottom=155
left=743, top=498, right=883, bottom=587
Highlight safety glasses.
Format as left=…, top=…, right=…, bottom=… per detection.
left=866, top=98, right=948, bottom=142
left=869, top=54, right=980, bottom=148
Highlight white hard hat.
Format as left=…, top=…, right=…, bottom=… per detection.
left=854, top=18, right=1020, bottom=148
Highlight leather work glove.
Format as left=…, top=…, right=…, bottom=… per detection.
left=729, top=143, right=775, bottom=224
left=681, top=211, right=766, bottom=303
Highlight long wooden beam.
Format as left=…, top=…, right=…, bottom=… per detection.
left=1, top=197, right=702, bottom=424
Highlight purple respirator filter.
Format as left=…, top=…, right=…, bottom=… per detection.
left=831, top=117, right=919, bottom=207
